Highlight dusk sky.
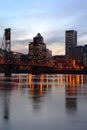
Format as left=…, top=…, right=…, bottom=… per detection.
left=0, top=0, right=87, bottom=55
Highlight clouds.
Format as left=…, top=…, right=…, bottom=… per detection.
left=0, top=0, right=87, bottom=55
left=11, top=39, right=30, bottom=54
left=45, top=30, right=64, bottom=44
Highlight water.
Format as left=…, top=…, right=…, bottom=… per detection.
left=0, top=74, right=87, bottom=130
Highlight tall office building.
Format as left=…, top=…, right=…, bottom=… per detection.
left=83, top=44, right=87, bottom=66
left=29, top=33, right=46, bottom=63
left=46, top=49, right=52, bottom=61
left=69, top=46, right=83, bottom=61
left=65, top=30, right=77, bottom=59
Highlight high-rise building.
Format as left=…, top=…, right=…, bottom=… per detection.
left=46, top=49, right=52, bottom=61
left=29, top=33, right=46, bottom=63
left=69, top=46, right=83, bottom=61
left=33, top=33, right=44, bottom=43
left=83, top=44, right=87, bottom=66
left=65, top=30, right=77, bottom=59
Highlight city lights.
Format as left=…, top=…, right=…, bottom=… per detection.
left=0, top=29, right=86, bottom=75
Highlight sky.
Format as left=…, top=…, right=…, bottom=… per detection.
left=0, top=0, right=87, bottom=55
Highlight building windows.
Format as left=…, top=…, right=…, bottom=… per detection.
left=29, top=33, right=46, bottom=63
left=65, top=30, right=77, bottom=59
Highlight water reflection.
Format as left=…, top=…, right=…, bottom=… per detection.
left=0, top=73, right=87, bottom=130
left=12, top=74, right=86, bottom=112
left=0, top=74, right=87, bottom=119
left=65, top=75, right=85, bottom=110
left=2, top=78, right=12, bottom=119
left=28, top=74, right=52, bottom=111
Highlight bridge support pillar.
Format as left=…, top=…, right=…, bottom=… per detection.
left=4, top=64, right=12, bottom=77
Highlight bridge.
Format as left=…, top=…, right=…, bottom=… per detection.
left=0, top=62, right=57, bottom=75
left=0, top=61, right=86, bottom=76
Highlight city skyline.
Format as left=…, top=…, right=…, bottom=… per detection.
left=0, top=0, right=87, bottom=55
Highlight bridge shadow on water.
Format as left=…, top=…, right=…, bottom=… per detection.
left=0, top=77, right=12, bottom=120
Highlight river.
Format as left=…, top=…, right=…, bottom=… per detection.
left=0, top=74, right=87, bottom=130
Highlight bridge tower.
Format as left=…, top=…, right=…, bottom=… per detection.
left=3, top=28, right=12, bottom=76
left=5, top=28, right=11, bottom=52
left=1, top=28, right=11, bottom=52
